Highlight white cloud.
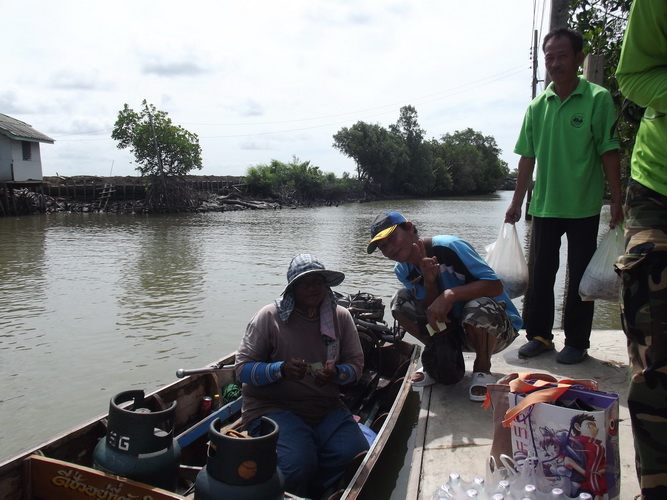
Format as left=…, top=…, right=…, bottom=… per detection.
left=3, top=0, right=549, bottom=178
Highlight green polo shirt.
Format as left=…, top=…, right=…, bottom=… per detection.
left=616, top=0, right=667, bottom=197
left=515, top=77, right=619, bottom=218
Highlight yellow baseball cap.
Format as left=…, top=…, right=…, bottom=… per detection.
left=367, top=211, right=408, bottom=254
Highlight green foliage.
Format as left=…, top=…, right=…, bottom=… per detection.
left=433, top=129, right=509, bottom=194
left=332, top=106, right=509, bottom=197
left=569, top=0, right=635, bottom=190
left=245, top=156, right=360, bottom=204
left=333, top=172, right=364, bottom=195
left=430, top=150, right=454, bottom=194
left=112, top=100, right=203, bottom=178
left=332, top=121, right=404, bottom=192
left=426, top=128, right=510, bottom=195
left=388, top=106, right=434, bottom=195
left=570, top=0, right=630, bottom=74
left=112, top=100, right=203, bottom=212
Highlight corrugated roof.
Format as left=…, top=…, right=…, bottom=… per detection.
left=0, top=113, right=55, bottom=143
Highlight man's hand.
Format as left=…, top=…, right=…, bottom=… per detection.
left=505, top=203, right=522, bottom=224
left=313, top=359, right=336, bottom=386
left=426, top=290, right=454, bottom=332
left=282, top=358, right=308, bottom=380
left=414, top=239, right=439, bottom=284
left=609, top=200, right=624, bottom=229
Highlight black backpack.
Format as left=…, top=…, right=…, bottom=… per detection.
left=421, top=322, right=466, bottom=385
left=419, top=237, right=466, bottom=385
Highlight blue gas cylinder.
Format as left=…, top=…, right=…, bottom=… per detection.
left=93, top=390, right=181, bottom=491
left=195, top=416, right=284, bottom=500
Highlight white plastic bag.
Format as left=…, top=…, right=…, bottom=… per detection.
left=578, top=224, right=625, bottom=302
left=484, top=223, right=529, bottom=299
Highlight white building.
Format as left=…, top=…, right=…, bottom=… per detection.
left=0, top=113, right=54, bottom=182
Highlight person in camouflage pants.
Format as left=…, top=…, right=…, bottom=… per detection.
left=616, top=1, right=667, bottom=497
left=366, top=211, right=522, bottom=400
left=615, top=182, right=667, bottom=499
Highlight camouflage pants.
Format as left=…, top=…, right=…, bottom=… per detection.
left=390, top=288, right=518, bottom=353
left=615, top=181, right=667, bottom=499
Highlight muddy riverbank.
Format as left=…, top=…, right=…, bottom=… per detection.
left=12, top=175, right=364, bottom=215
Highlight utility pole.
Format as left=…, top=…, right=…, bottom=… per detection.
left=527, top=0, right=569, bottom=214
left=531, top=30, right=540, bottom=100
left=525, top=29, right=540, bottom=221
left=526, top=30, right=540, bottom=220
left=550, top=0, right=569, bottom=31
left=545, top=0, right=570, bottom=87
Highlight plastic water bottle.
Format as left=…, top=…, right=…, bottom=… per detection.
left=491, top=480, right=513, bottom=499
left=430, top=472, right=465, bottom=499
left=547, top=487, right=565, bottom=498
left=470, top=476, right=486, bottom=495
left=448, top=472, right=469, bottom=499
left=577, top=493, right=593, bottom=500
left=520, top=484, right=538, bottom=500
left=430, top=483, right=454, bottom=499
left=449, top=472, right=462, bottom=489
left=465, top=489, right=480, bottom=498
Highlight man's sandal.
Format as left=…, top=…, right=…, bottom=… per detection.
left=469, top=372, right=496, bottom=402
left=412, top=367, right=436, bottom=387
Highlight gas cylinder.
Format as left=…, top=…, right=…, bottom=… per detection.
left=93, top=390, right=181, bottom=492
left=195, top=416, right=284, bottom=500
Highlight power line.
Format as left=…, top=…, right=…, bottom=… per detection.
left=187, top=65, right=528, bottom=128
left=53, top=64, right=530, bottom=142
left=198, top=67, right=529, bottom=139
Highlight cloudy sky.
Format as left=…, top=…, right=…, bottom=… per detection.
left=2, top=0, right=550, bottom=178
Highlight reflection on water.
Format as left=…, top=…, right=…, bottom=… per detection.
left=119, top=218, right=207, bottom=346
left=0, top=193, right=622, bottom=468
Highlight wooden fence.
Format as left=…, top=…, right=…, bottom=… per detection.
left=41, top=177, right=245, bottom=201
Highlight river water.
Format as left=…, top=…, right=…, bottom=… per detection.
left=0, top=192, right=622, bottom=496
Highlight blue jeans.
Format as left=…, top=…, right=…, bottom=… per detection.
left=524, top=215, right=599, bottom=349
left=248, top=408, right=369, bottom=497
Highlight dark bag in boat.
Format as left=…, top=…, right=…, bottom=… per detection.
left=421, top=323, right=465, bottom=385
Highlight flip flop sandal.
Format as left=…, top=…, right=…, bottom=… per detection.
left=412, top=367, right=436, bottom=387
left=469, top=371, right=496, bottom=402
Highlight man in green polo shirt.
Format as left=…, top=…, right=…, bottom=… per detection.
left=504, top=28, right=623, bottom=365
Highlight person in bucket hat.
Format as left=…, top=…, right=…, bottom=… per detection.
left=235, top=254, right=368, bottom=497
left=368, top=212, right=522, bottom=401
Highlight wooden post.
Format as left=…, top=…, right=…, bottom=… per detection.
left=584, top=54, right=605, bottom=85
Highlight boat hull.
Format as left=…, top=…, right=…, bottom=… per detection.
left=1, top=342, right=420, bottom=500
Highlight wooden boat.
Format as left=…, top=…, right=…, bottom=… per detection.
left=0, top=292, right=420, bottom=500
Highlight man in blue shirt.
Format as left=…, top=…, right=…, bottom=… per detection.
left=367, top=212, right=521, bottom=401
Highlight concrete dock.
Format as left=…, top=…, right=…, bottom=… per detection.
left=405, top=330, right=639, bottom=500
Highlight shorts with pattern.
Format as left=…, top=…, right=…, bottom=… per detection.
left=390, top=288, right=518, bottom=353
